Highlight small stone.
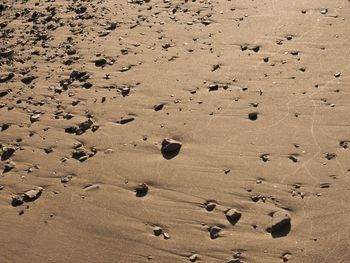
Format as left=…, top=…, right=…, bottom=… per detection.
left=163, top=232, right=170, bottom=239
left=21, top=76, right=36, bottom=85
left=83, top=184, right=100, bottom=191
left=260, top=154, right=270, bottom=162
left=325, top=153, right=336, bottom=160
left=282, top=253, right=292, bottom=262
left=189, top=254, right=198, bottom=262
left=23, top=187, right=43, bottom=201
left=205, top=202, right=216, bottom=211
left=1, top=123, right=10, bottom=131
left=135, top=183, right=148, bottom=197
left=211, top=64, right=220, bottom=72
left=161, top=138, right=182, bottom=155
left=153, top=226, right=162, bottom=236
left=30, top=113, right=41, bottom=123
left=209, top=226, right=221, bottom=239
left=1, top=146, right=15, bottom=161
left=116, top=117, right=135, bottom=124
left=44, top=147, right=54, bottom=154
left=269, top=210, right=291, bottom=234
left=4, top=161, right=16, bottom=172
left=95, top=58, right=107, bottom=67
left=288, top=155, right=298, bottom=163
left=334, top=72, right=341, bottom=78
left=11, top=195, right=24, bottom=207
left=61, top=175, right=73, bottom=183
left=154, top=104, right=164, bottom=111
left=340, top=141, right=349, bottom=149
left=225, top=209, right=242, bottom=224
left=319, top=182, right=330, bottom=188
left=248, top=112, right=258, bottom=121
left=208, top=83, right=219, bottom=91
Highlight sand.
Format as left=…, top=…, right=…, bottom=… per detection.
left=1, top=0, right=350, bottom=262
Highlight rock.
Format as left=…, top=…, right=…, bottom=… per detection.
left=153, top=226, right=162, bottom=236
left=119, top=87, right=130, bottom=97
left=116, top=117, right=135, bottom=124
left=269, top=210, right=291, bottom=235
left=72, top=145, right=96, bottom=162
left=3, top=161, right=16, bottom=172
left=0, top=49, right=14, bottom=58
left=44, top=147, right=53, bottom=154
left=65, top=126, right=77, bottom=134
left=205, top=202, right=216, bottom=211
left=30, top=113, right=41, bottom=122
left=260, top=154, right=270, bottom=162
left=288, top=154, right=298, bottom=163
left=325, top=153, right=336, bottom=160
left=61, top=175, right=73, bottom=183
left=0, top=72, right=14, bottom=83
left=208, top=83, right=219, bottom=91
left=225, top=208, right=241, bottom=224
left=334, top=72, right=341, bottom=78
left=21, top=76, right=36, bottom=85
left=23, top=187, right=43, bottom=201
left=154, top=104, right=164, bottom=111
left=11, top=195, right=23, bottom=207
left=248, top=112, right=258, bottom=121
left=1, top=123, right=10, bottom=131
left=319, top=182, right=330, bottom=188
left=82, top=82, right=92, bottom=89
left=83, top=184, right=100, bottom=191
left=1, top=146, right=15, bottom=161
left=0, top=90, right=10, bottom=98
left=94, top=58, right=107, bottom=67
left=339, top=141, right=349, bottom=149
left=76, top=119, right=93, bottom=134
left=189, top=254, right=198, bottom=262
left=209, top=226, right=221, bottom=239
left=282, top=253, right=292, bottom=262
left=211, top=64, right=220, bottom=72
left=135, top=183, right=148, bottom=197
left=163, top=232, right=170, bottom=239
left=161, top=138, right=182, bottom=156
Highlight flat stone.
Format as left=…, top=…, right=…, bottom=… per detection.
left=116, top=117, right=135, bottom=124
left=83, top=184, right=101, bottom=191
left=23, top=187, right=43, bottom=201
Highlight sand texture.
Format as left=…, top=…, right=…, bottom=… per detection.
left=1, top=0, right=350, bottom=262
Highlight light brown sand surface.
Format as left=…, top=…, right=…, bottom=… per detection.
left=1, top=0, right=350, bottom=262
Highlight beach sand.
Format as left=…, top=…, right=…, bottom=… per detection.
left=1, top=0, right=350, bottom=262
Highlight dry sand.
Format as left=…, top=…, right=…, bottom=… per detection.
left=1, top=0, right=350, bottom=262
